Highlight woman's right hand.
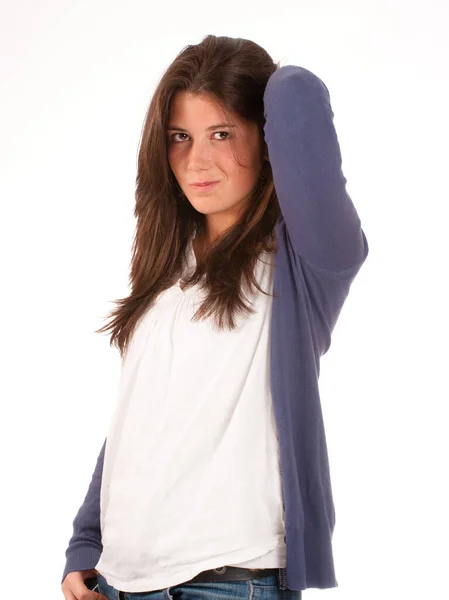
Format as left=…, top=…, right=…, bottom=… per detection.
left=61, top=568, right=109, bottom=600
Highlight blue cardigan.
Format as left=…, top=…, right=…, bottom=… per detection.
left=61, top=65, right=369, bottom=592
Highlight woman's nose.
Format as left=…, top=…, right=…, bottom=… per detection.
left=187, top=141, right=213, bottom=167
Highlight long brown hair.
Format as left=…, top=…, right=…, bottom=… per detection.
left=95, top=34, right=281, bottom=359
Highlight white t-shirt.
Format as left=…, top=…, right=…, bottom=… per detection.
left=96, top=231, right=286, bottom=592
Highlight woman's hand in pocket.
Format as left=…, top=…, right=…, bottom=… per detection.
left=61, top=568, right=108, bottom=600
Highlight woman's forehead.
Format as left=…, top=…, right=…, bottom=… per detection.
left=168, top=92, right=252, bottom=131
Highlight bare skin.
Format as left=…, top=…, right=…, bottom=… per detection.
left=167, top=91, right=268, bottom=245
left=192, top=232, right=208, bottom=263
left=61, top=568, right=108, bottom=600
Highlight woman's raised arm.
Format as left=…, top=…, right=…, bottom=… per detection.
left=263, top=65, right=369, bottom=274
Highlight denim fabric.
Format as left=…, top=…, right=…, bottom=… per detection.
left=97, top=571, right=302, bottom=600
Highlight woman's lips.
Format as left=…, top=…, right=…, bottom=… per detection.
left=189, top=181, right=219, bottom=192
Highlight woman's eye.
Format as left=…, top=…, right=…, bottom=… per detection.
left=213, top=131, right=230, bottom=140
left=171, top=133, right=188, bottom=142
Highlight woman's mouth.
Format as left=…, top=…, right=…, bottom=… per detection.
left=189, top=181, right=219, bottom=192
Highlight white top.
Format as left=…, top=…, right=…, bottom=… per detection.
left=96, top=230, right=286, bottom=593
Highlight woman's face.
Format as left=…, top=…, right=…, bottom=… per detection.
left=167, top=92, right=265, bottom=237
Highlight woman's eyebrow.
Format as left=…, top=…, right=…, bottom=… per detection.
left=167, top=123, right=238, bottom=131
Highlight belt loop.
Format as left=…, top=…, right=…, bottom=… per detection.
left=278, top=567, right=287, bottom=590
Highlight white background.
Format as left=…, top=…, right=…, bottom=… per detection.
left=1, top=1, right=448, bottom=598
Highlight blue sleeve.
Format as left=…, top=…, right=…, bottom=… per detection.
left=61, top=439, right=106, bottom=584
left=263, top=65, right=369, bottom=273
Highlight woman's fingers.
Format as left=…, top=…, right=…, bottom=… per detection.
left=61, top=570, right=109, bottom=600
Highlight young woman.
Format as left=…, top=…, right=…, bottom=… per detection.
left=61, top=34, right=369, bottom=600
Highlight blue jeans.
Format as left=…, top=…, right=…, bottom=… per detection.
left=97, top=571, right=302, bottom=600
